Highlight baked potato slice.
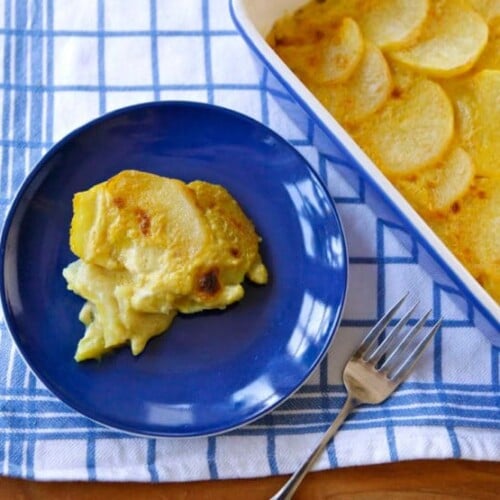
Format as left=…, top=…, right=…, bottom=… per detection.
left=312, top=42, right=392, bottom=126
left=390, top=0, right=488, bottom=77
left=445, top=70, right=500, bottom=177
left=350, top=78, right=454, bottom=175
left=274, top=17, right=364, bottom=84
left=392, top=146, right=474, bottom=214
left=357, top=0, right=429, bottom=50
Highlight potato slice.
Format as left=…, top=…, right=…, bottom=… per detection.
left=275, top=17, right=364, bottom=84
left=271, top=0, right=429, bottom=51
left=445, top=70, right=500, bottom=177
left=311, top=42, right=392, bottom=126
left=468, top=0, right=500, bottom=25
left=430, top=177, right=500, bottom=303
left=390, top=0, right=489, bottom=77
left=268, top=0, right=358, bottom=46
left=70, top=170, right=209, bottom=272
left=392, top=146, right=474, bottom=214
left=351, top=78, right=454, bottom=175
left=63, top=261, right=176, bottom=360
left=357, top=0, right=429, bottom=50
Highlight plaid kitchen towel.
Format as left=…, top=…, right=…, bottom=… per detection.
left=0, top=0, right=498, bottom=481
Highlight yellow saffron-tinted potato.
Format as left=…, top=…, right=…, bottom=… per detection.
left=390, top=0, right=488, bottom=77
left=468, top=0, right=500, bottom=25
left=444, top=70, right=500, bottom=177
left=274, top=17, right=364, bottom=84
left=392, top=146, right=474, bottom=214
left=70, top=170, right=207, bottom=274
left=63, top=261, right=177, bottom=360
left=350, top=78, right=454, bottom=175
left=267, top=0, right=500, bottom=302
left=64, top=170, right=268, bottom=361
left=311, top=42, right=392, bottom=126
left=356, top=0, right=429, bottom=50
left=430, top=177, right=500, bottom=303
left=267, top=0, right=357, bottom=46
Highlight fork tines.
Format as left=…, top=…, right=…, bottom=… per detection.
left=355, top=294, right=443, bottom=382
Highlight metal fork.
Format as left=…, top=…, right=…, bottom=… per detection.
left=271, top=294, right=443, bottom=500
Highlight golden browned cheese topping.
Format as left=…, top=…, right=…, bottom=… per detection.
left=268, top=0, right=499, bottom=303
left=197, top=268, right=221, bottom=297
left=63, top=170, right=268, bottom=361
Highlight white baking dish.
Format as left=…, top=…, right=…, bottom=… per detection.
left=230, top=0, right=500, bottom=345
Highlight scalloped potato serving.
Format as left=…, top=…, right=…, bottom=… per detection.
left=63, top=170, right=268, bottom=361
left=268, top=0, right=500, bottom=303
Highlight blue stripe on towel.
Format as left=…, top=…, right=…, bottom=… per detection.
left=207, top=436, right=219, bottom=479
left=149, top=0, right=160, bottom=100
left=97, top=0, right=106, bottom=113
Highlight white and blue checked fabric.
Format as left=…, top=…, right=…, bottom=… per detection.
left=0, top=0, right=499, bottom=482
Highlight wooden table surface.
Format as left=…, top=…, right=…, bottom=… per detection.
left=1, top=459, right=498, bottom=499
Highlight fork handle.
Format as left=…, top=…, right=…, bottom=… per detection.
left=270, top=395, right=359, bottom=500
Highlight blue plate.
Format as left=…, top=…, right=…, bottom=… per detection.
left=0, top=102, right=348, bottom=437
